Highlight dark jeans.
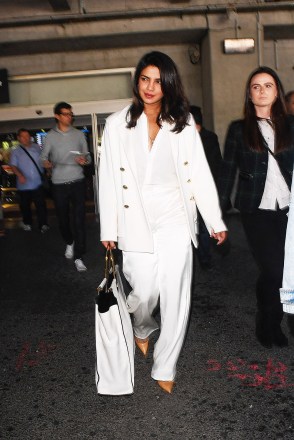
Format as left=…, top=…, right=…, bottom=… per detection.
left=241, top=208, right=288, bottom=327
left=18, top=186, right=48, bottom=228
left=53, top=179, right=86, bottom=260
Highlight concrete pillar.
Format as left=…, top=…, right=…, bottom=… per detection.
left=201, top=12, right=261, bottom=149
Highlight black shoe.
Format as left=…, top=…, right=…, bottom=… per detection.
left=199, top=261, right=213, bottom=271
left=255, top=331, right=273, bottom=349
left=287, top=315, right=294, bottom=337
left=255, top=312, right=273, bottom=348
left=272, top=328, right=288, bottom=347
left=40, top=224, right=50, bottom=233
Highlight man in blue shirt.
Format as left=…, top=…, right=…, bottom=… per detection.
left=10, top=128, right=49, bottom=232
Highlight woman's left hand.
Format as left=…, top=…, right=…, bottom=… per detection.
left=211, top=231, right=228, bottom=245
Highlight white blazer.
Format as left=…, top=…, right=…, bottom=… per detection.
left=99, top=106, right=226, bottom=253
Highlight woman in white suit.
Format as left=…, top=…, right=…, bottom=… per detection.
left=99, top=51, right=227, bottom=393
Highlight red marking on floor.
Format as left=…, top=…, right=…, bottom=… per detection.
left=16, top=340, right=56, bottom=372
left=15, top=341, right=30, bottom=372
left=248, top=363, right=259, bottom=371
left=206, top=357, right=294, bottom=390
left=207, top=359, right=221, bottom=371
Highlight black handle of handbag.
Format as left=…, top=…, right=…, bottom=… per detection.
left=104, top=249, right=115, bottom=280
left=96, top=249, right=116, bottom=295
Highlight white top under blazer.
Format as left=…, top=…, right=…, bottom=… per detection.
left=135, top=112, right=179, bottom=188
left=138, top=113, right=187, bottom=230
left=258, top=119, right=290, bottom=210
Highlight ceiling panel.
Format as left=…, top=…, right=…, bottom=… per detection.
left=0, top=29, right=206, bottom=56
left=48, top=0, right=71, bottom=11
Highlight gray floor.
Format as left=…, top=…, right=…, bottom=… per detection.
left=1, top=213, right=293, bottom=440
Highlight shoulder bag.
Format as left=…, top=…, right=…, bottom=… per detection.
left=95, top=249, right=135, bottom=395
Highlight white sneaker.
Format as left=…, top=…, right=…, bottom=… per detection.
left=41, top=225, right=50, bottom=233
left=22, top=223, right=32, bottom=231
left=75, top=259, right=87, bottom=272
left=65, top=243, right=74, bottom=259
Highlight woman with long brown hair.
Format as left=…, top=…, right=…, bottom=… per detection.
left=99, top=51, right=227, bottom=393
left=219, top=66, right=294, bottom=348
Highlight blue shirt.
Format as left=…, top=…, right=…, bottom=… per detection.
left=10, top=144, right=43, bottom=190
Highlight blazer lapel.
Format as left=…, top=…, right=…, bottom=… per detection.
left=164, top=121, right=179, bottom=167
left=119, top=116, right=180, bottom=184
left=119, top=113, right=148, bottom=185
left=118, top=123, right=139, bottom=183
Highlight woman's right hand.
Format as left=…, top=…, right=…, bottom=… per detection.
left=102, top=241, right=116, bottom=250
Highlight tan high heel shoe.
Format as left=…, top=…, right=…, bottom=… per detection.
left=157, top=380, right=175, bottom=394
left=134, top=336, right=149, bottom=357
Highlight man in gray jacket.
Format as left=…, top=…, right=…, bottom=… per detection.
left=41, top=102, right=91, bottom=272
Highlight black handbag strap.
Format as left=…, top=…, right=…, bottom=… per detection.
left=20, top=145, right=43, bottom=179
left=262, top=141, right=292, bottom=189
left=97, top=249, right=116, bottom=294
left=104, top=249, right=115, bottom=280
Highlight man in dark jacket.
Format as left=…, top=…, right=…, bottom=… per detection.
left=190, top=106, right=223, bottom=269
left=285, top=90, right=294, bottom=116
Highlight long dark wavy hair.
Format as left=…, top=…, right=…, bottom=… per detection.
left=244, top=66, right=290, bottom=153
left=126, top=51, right=190, bottom=133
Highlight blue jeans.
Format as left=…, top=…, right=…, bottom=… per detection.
left=53, top=179, right=86, bottom=260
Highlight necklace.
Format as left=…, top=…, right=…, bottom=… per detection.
left=149, top=135, right=156, bottom=146
left=147, top=117, right=161, bottom=149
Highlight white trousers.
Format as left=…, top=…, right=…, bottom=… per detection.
left=123, top=185, right=192, bottom=381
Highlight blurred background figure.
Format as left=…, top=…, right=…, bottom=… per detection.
left=218, top=66, right=294, bottom=349
left=0, top=149, right=6, bottom=238
left=280, top=165, right=294, bottom=335
left=190, top=105, right=223, bottom=270
left=285, top=90, right=294, bottom=116
left=0, top=199, right=5, bottom=238
left=10, top=128, right=49, bottom=233
left=190, top=106, right=222, bottom=181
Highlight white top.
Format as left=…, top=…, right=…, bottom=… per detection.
left=258, top=119, right=290, bottom=210
left=135, top=113, right=186, bottom=228
left=135, top=113, right=179, bottom=188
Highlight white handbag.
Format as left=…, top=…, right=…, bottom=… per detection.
left=95, top=250, right=135, bottom=395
